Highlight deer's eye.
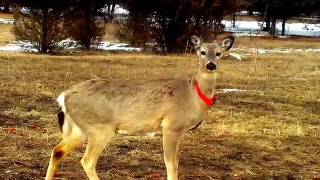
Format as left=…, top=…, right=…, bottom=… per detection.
left=200, top=51, right=206, bottom=55
left=216, top=52, right=221, bottom=56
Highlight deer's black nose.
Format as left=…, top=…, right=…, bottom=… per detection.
left=206, top=62, right=216, bottom=71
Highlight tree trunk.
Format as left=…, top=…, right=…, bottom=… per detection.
left=166, top=22, right=177, bottom=53
left=269, top=17, right=276, bottom=37
left=281, top=18, right=286, bottom=35
left=232, top=12, right=236, bottom=28
left=166, top=40, right=177, bottom=53
left=111, top=0, right=116, bottom=14
left=84, top=3, right=91, bottom=50
left=4, top=5, right=9, bottom=12
left=85, top=15, right=91, bottom=50
left=166, top=32, right=178, bottom=53
left=107, top=2, right=111, bottom=13
left=41, top=7, right=48, bottom=53
left=264, top=16, right=271, bottom=31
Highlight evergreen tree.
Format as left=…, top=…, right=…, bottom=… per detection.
left=12, top=0, right=72, bottom=53
left=65, top=0, right=112, bottom=50
left=247, top=0, right=319, bottom=36
left=0, top=0, right=10, bottom=12
left=121, top=0, right=239, bottom=53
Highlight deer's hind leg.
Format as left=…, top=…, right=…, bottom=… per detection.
left=45, top=121, right=86, bottom=180
left=80, top=125, right=116, bottom=180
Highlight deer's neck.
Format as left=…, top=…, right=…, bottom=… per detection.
left=196, top=72, right=216, bottom=98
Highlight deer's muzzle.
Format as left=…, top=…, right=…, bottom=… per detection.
left=206, top=62, right=216, bottom=71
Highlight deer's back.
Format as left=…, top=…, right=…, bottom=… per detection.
left=62, top=78, right=193, bottom=133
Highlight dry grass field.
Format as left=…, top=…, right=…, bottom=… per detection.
left=0, top=25, right=14, bottom=45
left=0, top=13, right=13, bottom=19
left=0, top=12, right=320, bottom=180
left=233, top=36, right=320, bottom=49
left=0, top=45, right=319, bottom=179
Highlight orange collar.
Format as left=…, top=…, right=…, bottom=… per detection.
left=195, top=81, right=217, bottom=106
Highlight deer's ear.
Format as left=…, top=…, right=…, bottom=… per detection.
left=189, top=35, right=203, bottom=50
left=220, top=36, right=234, bottom=52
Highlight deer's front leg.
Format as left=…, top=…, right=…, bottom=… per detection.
left=163, top=128, right=181, bottom=180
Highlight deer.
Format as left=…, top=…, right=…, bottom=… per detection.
left=45, top=35, right=235, bottom=180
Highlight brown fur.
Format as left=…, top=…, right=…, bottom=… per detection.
left=45, top=35, right=235, bottom=180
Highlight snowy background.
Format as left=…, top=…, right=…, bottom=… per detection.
left=0, top=7, right=319, bottom=53
left=223, top=20, right=320, bottom=37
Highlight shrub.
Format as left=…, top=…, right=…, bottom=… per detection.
left=11, top=5, right=68, bottom=53
left=64, top=0, right=109, bottom=50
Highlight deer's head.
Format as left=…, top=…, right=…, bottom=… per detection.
left=190, top=35, right=234, bottom=73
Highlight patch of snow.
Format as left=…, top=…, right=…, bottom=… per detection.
left=0, top=6, right=29, bottom=13
left=236, top=11, right=248, bottom=15
left=0, top=18, right=14, bottom=25
left=0, top=39, right=141, bottom=52
left=20, top=7, right=30, bottom=14
left=285, top=22, right=320, bottom=36
left=98, top=41, right=141, bottom=51
left=220, top=88, right=264, bottom=94
left=222, top=88, right=249, bottom=93
left=223, top=20, right=261, bottom=30
left=304, top=48, right=320, bottom=52
left=99, top=42, right=139, bottom=51
left=257, top=49, right=268, bottom=54
left=252, top=48, right=320, bottom=54
left=58, top=39, right=81, bottom=49
left=253, top=12, right=260, bottom=15
left=100, top=5, right=129, bottom=15
left=256, top=49, right=291, bottom=54
left=229, top=52, right=242, bottom=60
left=0, top=41, right=38, bottom=52
left=114, top=5, right=129, bottom=15
left=0, top=44, right=21, bottom=51
left=223, top=20, right=320, bottom=37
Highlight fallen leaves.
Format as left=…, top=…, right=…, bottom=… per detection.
left=2, top=123, right=41, bottom=134
left=2, top=123, right=42, bottom=139
left=149, top=172, right=161, bottom=180
left=30, top=123, right=40, bottom=130
left=54, top=171, right=66, bottom=178
left=3, top=126, right=17, bottom=133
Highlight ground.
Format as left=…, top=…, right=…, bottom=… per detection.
left=0, top=13, right=320, bottom=180
left=0, top=46, right=319, bottom=179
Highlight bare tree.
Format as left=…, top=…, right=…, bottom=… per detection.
left=11, top=2, right=70, bottom=53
